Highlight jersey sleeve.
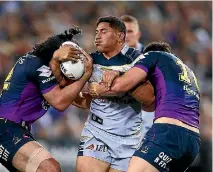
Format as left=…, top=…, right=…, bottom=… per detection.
left=134, top=52, right=159, bottom=74
left=25, top=56, right=58, bottom=94
left=123, top=46, right=142, bottom=63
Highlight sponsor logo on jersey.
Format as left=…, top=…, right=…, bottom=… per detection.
left=85, top=144, right=95, bottom=150
left=37, top=65, right=52, bottom=77
left=42, top=76, right=56, bottom=83
left=95, top=145, right=107, bottom=152
left=0, top=145, right=10, bottom=162
left=41, top=100, right=50, bottom=111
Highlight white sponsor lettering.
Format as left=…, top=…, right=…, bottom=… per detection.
left=41, top=100, right=50, bottom=110
left=42, top=76, right=55, bottom=83
left=0, top=145, right=10, bottom=162
left=18, top=57, right=25, bottom=64
left=154, top=152, right=172, bottom=169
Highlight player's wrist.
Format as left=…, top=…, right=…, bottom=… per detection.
left=53, top=51, right=60, bottom=62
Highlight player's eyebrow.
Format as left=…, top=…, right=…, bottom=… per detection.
left=95, top=28, right=108, bottom=33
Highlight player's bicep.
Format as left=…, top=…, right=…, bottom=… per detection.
left=42, top=85, right=63, bottom=109
left=130, top=80, right=155, bottom=112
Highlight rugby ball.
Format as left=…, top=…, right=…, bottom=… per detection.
left=60, top=41, right=84, bottom=80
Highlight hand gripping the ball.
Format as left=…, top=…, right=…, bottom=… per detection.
left=50, top=41, right=92, bottom=86
left=80, top=48, right=93, bottom=79
left=53, top=44, right=82, bottom=62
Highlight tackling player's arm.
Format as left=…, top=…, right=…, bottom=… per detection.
left=88, top=68, right=155, bottom=111
left=49, top=44, right=95, bottom=109
left=28, top=53, right=92, bottom=112
left=100, top=53, right=157, bottom=108
left=72, top=92, right=92, bottom=109
left=43, top=75, right=91, bottom=111
left=109, top=67, right=147, bottom=92
left=45, top=52, right=92, bottom=111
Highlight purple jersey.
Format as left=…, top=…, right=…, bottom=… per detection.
left=0, top=54, right=57, bottom=127
left=134, top=51, right=200, bottom=128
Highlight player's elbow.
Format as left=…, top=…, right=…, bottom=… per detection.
left=52, top=104, right=67, bottom=112
left=52, top=97, right=73, bottom=111
left=143, top=95, right=155, bottom=106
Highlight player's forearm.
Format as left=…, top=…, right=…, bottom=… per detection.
left=56, top=75, right=89, bottom=111
left=110, top=67, right=147, bottom=93
left=99, top=90, right=124, bottom=97
left=110, top=76, right=133, bottom=93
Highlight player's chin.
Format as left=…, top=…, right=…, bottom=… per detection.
left=96, top=46, right=104, bottom=52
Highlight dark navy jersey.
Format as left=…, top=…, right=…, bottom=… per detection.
left=134, top=51, right=200, bottom=128
left=87, top=45, right=143, bottom=136
left=0, top=54, right=57, bottom=126
left=90, top=45, right=141, bottom=66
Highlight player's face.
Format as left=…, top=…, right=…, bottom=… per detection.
left=94, top=22, right=120, bottom=53
left=125, top=22, right=141, bottom=48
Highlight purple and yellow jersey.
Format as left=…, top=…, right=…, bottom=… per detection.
left=134, top=51, right=200, bottom=128
left=0, top=54, right=57, bottom=126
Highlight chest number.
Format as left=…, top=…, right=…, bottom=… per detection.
left=176, top=59, right=199, bottom=90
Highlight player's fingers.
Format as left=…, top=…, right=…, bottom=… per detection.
left=88, top=83, right=94, bottom=91
left=102, top=71, right=110, bottom=88
left=57, top=46, right=81, bottom=62
left=102, top=71, right=107, bottom=83
left=63, top=55, right=79, bottom=62
left=107, top=75, right=115, bottom=88
left=67, top=48, right=82, bottom=56
left=88, top=88, right=98, bottom=97
left=80, top=49, right=93, bottom=63
left=108, top=76, right=114, bottom=88
left=49, top=59, right=63, bottom=83
left=83, top=56, right=93, bottom=73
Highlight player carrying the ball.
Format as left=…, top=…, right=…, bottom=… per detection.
left=51, top=16, right=155, bottom=172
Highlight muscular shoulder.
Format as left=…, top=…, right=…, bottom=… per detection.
left=23, top=54, right=51, bottom=80
left=25, top=54, right=45, bottom=68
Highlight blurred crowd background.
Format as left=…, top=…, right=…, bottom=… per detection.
left=0, top=1, right=212, bottom=172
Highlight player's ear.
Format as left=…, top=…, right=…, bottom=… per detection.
left=137, top=31, right=142, bottom=39
left=118, top=32, right=125, bottom=43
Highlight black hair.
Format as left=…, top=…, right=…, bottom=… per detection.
left=96, top=16, right=126, bottom=40
left=30, top=26, right=82, bottom=60
left=143, top=41, right=171, bottom=53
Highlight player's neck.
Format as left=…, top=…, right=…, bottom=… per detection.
left=103, top=44, right=124, bottom=59
left=133, top=42, right=140, bottom=49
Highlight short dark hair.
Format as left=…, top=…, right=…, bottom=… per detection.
left=120, top=15, right=139, bottom=26
left=96, top=16, right=126, bottom=38
left=143, top=41, right=171, bottom=53
left=31, top=26, right=82, bottom=60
